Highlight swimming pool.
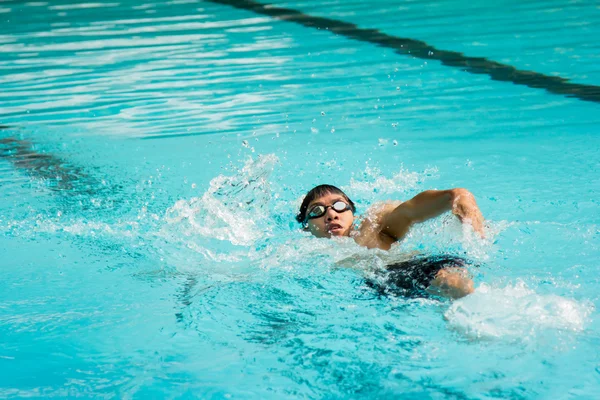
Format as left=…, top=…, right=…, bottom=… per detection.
left=1, top=0, right=599, bottom=397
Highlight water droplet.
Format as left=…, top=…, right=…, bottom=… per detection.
left=242, top=140, right=249, bottom=148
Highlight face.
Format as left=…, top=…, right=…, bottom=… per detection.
left=305, top=192, right=354, bottom=238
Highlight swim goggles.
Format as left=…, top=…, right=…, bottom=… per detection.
left=304, top=200, right=352, bottom=223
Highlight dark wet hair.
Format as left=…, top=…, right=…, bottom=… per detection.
left=296, top=184, right=356, bottom=225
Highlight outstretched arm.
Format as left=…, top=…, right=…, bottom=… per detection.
left=380, top=188, right=484, bottom=240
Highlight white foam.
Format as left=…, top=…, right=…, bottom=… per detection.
left=163, top=194, right=259, bottom=246
left=396, top=214, right=494, bottom=262
left=162, top=154, right=278, bottom=248
left=445, top=281, right=593, bottom=341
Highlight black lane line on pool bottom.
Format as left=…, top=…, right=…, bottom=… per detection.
left=207, top=0, right=600, bottom=105
left=0, top=136, right=97, bottom=194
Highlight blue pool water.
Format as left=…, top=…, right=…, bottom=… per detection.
left=1, top=0, right=599, bottom=398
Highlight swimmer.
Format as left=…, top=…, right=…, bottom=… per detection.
left=296, top=184, right=485, bottom=299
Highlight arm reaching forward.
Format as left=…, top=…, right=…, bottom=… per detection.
left=380, top=188, right=485, bottom=241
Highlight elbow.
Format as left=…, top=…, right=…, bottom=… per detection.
left=450, top=188, right=473, bottom=200
left=450, top=188, right=475, bottom=207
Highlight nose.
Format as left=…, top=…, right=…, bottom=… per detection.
left=325, top=207, right=338, bottom=221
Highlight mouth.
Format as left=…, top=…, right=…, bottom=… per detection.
left=327, top=223, right=344, bottom=234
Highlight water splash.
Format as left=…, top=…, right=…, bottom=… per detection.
left=161, top=154, right=278, bottom=247
left=445, top=280, right=593, bottom=342
left=392, top=214, right=495, bottom=262
left=258, top=235, right=380, bottom=272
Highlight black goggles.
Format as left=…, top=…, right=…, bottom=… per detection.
left=304, top=200, right=352, bottom=223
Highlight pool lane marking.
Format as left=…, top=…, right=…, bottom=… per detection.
left=206, top=0, right=600, bottom=104
left=0, top=136, right=106, bottom=197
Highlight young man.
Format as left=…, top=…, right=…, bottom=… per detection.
left=296, top=185, right=485, bottom=298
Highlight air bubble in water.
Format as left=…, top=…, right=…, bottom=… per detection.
left=393, top=140, right=398, bottom=146
left=330, top=128, right=335, bottom=133
left=242, top=140, right=249, bottom=148
left=311, top=127, right=319, bottom=134
left=321, top=111, right=325, bottom=116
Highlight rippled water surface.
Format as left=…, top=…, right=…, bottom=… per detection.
left=1, top=0, right=600, bottom=398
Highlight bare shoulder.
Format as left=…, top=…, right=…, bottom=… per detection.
left=353, top=201, right=402, bottom=249
left=364, top=201, right=401, bottom=221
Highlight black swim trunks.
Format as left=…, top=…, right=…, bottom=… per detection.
left=367, top=254, right=472, bottom=298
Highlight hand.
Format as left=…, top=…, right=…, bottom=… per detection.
left=427, top=267, right=474, bottom=299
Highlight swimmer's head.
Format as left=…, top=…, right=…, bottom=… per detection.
left=296, top=184, right=356, bottom=238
